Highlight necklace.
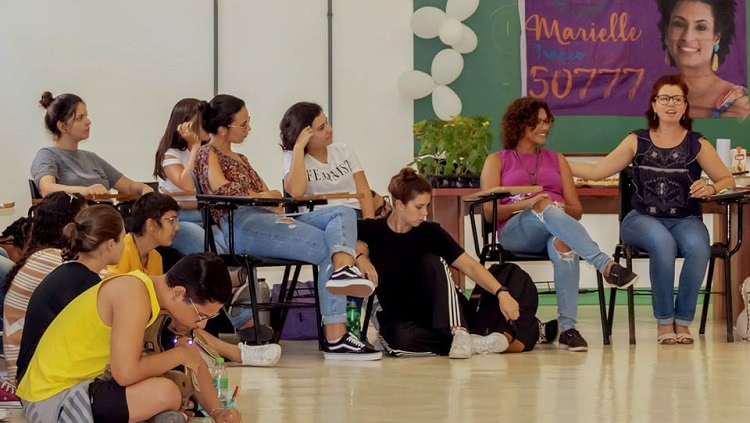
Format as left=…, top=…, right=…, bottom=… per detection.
left=513, top=150, right=541, bottom=185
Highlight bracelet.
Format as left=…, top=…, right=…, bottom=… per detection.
left=707, top=184, right=717, bottom=195
left=209, top=407, right=224, bottom=417
left=494, top=286, right=508, bottom=297
left=355, top=253, right=363, bottom=259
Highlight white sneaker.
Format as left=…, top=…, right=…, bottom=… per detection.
left=239, top=343, right=282, bottom=367
left=0, top=409, right=9, bottom=421
left=448, top=329, right=473, bottom=359
left=471, top=333, right=509, bottom=354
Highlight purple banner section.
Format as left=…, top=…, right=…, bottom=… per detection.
left=521, top=0, right=747, bottom=117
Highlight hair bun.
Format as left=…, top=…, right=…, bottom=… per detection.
left=39, top=91, right=54, bottom=109
left=399, top=167, right=418, bottom=179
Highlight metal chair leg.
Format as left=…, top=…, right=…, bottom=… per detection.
left=596, top=271, right=610, bottom=345
left=724, top=257, right=734, bottom=342
left=361, top=294, right=375, bottom=342
left=313, top=266, right=324, bottom=351
left=627, top=286, right=636, bottom=345
left=243, top=259, right=263, bottom=346
left=699, top=256, right=716, bottom=335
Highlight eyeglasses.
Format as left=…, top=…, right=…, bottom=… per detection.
left=375, top=195, right=392, bottom=217
left=654, top=95, right=686, bottom=106
left=189, top=297, right=221, bottom=323
left=161, top=216, right=179, bottom=226
left=228, top=120, right=250, bottom=130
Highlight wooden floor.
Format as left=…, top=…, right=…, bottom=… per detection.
left=7, top=306, right=750, bottom=422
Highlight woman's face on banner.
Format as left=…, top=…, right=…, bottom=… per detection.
left=666, top=1, right=721, bottom=71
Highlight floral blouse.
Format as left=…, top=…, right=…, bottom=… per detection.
left=195, top=144, right=264, bottom=223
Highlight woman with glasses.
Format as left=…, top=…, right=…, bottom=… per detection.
left=570, top=74, right=735, bottom=344
left=280, top=101, right=376, bottom=218
left=195, top=95, right=381, bottom=361
left=480, top=96, right=639, bottom=353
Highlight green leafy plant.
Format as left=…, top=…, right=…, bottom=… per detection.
left=411, top=115, right=491, bottom=177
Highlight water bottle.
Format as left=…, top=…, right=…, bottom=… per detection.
left=211, top=357, right=230, bottom=408
left=346, top=297, right=363, bottom=338
left=257, top=278, right=271, bottom=327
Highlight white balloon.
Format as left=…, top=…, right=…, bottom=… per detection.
left=397, top=70, right=436, bottom=100
left=431, top=49, right=464, bottom=86
left=446, top=0, right=480, bottom=21
left=411, top=7, right=446, bottom=39
left=432, top=85, right=462, bottom=121
left=453, top=25, right=478, bottom=54
left=438, top=18, right=464, bottom=46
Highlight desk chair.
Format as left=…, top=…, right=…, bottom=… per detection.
left=193, top=174, right=326, bottom=347
left=465, top=190, right=611, bottom=344
left=599, top=167, right=746, bottom=344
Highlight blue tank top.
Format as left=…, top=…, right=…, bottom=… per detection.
left=630, top=129, right=704, bottom=218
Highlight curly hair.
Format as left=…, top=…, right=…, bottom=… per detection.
left=501, top=97, right=553, bottom=150
left=5, top=192, right=87, bottom=292
left=657, top=0, right=737, bottom=66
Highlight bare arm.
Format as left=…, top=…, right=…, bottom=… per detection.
left=353, top=171, right=375, bottom=219
left=479, top=153, right=544, bottom=223
left=558, top=154, right=583, bottom=220
left=113, top=176, right=154, bottom=196
left=105, top=277, right=194, bottom=386
left=697, top=138, right=736, bottom=193
left=283, top=144, right=309, bottom=198
left=568, top=134, right=637, bottom=180
left=161, top=146, right=200, bottom=192
left=38, top=175, right=108, bottom=197
left=452, top=253, right=519, bottom=320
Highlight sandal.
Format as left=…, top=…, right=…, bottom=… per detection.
left=675, top=332, right=694, bottom=344
left=657, top=332, right=677, bottom=345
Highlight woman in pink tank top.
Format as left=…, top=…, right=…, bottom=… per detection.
left=479, top=97, right=639, bottom=352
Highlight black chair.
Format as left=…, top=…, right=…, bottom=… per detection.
left=193, top=174, right=327, bottom=347
left=465, top=190, right=611, bottom=343
left=598, top=167, right=747, bottom=344
left=28, top=179, right=42, bottom=200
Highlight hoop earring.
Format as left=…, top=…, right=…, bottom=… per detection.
left=711, top=43, right=719, bottom=72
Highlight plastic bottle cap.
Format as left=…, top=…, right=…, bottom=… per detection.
left=215, top=357, right=225, bottom=365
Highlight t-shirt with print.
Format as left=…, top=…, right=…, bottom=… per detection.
left=16, top=261, right=101, bottom=384
left=357, top=218, right=464, bottom=324
left=2, top=248, right=63, bottom=383
left=282, top=143, right=363, bottom=209
left=158, top=147, right=196, bottom=202
left=30, top=147, right=123, bottom=190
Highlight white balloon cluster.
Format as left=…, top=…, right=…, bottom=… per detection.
left=399, top=0, right=479, bottom=121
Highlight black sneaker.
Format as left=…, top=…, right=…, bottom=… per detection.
left=558, top=328, right=588, bottom=352
left=324, top=332, right=383, bottom=361
left=537, top=319, right=559, bottom=344
left=605, top=262, right=639, bottom=289
left=326, top=265, right=375, bottom=298
left=236, top=325, right=275, bottom=344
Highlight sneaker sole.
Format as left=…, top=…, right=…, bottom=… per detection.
left=326, top=280, right=375, bottom=298
left=559, top=344, right=588, bottom=352
left=323, top=351, right=383, bottom=361
left=243, top=345, right=282, bottom=367
left=607, top=274, right=640, bottom=290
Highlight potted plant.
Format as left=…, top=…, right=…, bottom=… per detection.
left=411, top=115, right=491, bottom=188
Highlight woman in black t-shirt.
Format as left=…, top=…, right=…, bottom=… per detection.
left=356, top=168, right=533, bottom=357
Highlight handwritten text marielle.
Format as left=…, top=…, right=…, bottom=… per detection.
left=526, top=12, right=641, bottom=45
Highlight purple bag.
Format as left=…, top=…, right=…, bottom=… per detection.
left=271, top=281, right=319, bottom=340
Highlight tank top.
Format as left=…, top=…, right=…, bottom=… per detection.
left=630, top=129, right=703, bottom=218
left=496, top=148, right=565, bottom=230
left=16, top=271, right=161, bottom=402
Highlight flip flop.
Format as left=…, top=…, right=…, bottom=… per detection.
left=676, top=333, right=694, bottom=344
left=657, top=332, right=677, bottom=345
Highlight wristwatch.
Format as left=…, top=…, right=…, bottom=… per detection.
left=494, top=286, right=509, bottom=297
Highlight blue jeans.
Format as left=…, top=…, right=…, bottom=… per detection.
left=499, top=205, right=612, bottom=331
left=172, top=209, right=227, bottom=255
left=220, top=205, right=357, bottom=325
left=620, top=210, right=710, bottom=326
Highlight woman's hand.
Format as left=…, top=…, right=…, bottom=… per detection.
left=211, top=408, right=242, bottom=423
left=355, top=256, right=378, bottom=286
left=83, top=184, right=109, bottom=196
left=497, top=292, right=520, bottom=321
left=177, top=121, right=202, bottom=149
left=689, top=179, right=716, bottom=198
left=294, top=126, right=314, bottom=150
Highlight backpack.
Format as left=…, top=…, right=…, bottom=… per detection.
left=734, top=277, right=750, bottom=342
left=467, top=262, right=539, bottom=351
left=271, top=281, right=319, bottom=340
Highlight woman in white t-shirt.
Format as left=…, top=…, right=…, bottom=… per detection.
left=280, top=102, right=375, bottom=218
left=153, top=98, right=221, bottom=254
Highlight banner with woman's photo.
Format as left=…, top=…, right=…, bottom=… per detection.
left=519, top=0, right=748, bottom=118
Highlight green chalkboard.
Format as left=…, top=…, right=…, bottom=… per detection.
left=414, top=0, right=750, bottom=153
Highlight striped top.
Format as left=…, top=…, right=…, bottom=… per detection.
left=3, top=248, right=63, bottom=383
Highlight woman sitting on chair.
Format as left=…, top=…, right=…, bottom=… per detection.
left=194, top=94, right=381, bottom=361
left=480, top=96, right=639, bottom=352
left=569, top=74, right=735, bottom=345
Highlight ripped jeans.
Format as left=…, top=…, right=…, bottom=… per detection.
left=220, top=205, right=357, bottom=325
left=499, top=205, right=612, bottom=331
